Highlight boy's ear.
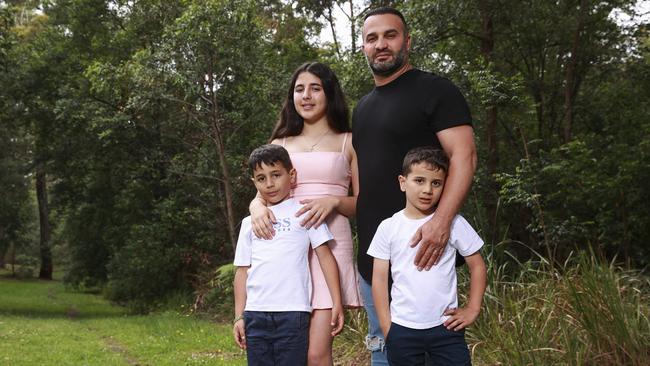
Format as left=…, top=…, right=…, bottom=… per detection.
left=289, top=168, right=297, bottom=187
left=398, top=175, right=406, bottom=192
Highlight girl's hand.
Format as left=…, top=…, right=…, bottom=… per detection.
left=295, top=197, right=338, bottom=229
left=251, top=203, right=276, bottom=240
left=330, top=305, right=345, bottom=336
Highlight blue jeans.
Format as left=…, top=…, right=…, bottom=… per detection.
left=244, top=311, right=310, bottom=366
left=360, top=276, right=389, bottom=366
left=386, top=322, right=471, bottom=366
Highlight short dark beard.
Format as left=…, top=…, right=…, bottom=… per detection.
left=367, top=43, right=407, bottom=77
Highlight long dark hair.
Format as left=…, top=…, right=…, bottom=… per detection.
left=270, top=62, right=350, bottom=141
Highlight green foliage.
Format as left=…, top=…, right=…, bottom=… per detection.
left=13, top=254, right=38, bottom=279
left=0, top=4, right=37, bottom=267
left=203, top=263, right=236, bottom=317
left=17, top=0, right=322, bottom=310
left=496, top=134, right=650, bottom=265
left=467, top=251, right=650, bottom=365
left=401, top=0, right=649, bottom=265
left=2, top=0, right=649, bottom=314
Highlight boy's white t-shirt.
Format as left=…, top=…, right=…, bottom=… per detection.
left=233, top=198, right=333, bottom=312
left=367, top=210, right=483, bottom=329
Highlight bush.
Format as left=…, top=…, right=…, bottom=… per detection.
left=104, top=222, right=184, bottom=313
left=203, top=263, right=236, bottom=319
left=14, top=254, right=38, bottom=279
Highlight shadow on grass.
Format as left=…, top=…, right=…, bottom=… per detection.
left=0, top=307, right=128, bottom=320
left=0, top=275, right=128, bottom=320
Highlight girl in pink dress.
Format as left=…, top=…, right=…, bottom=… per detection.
left=249, top=62, right=362, bottom=366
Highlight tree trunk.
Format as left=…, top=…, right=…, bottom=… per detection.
left=478, top=0, right=499, bottom=243
left=10, top=242, right=16, bottom=276
left=562, top=0, right=586, bottom=143
left=35, top=162, right=53, bottom=280
left=349, top=0, right=356, bottom=52
left=325, top=6, right=341, bottom=57
left=207, top=64, right=237, bottom=255
left=212, top=121, right=237, bottom=255
left=0, top=231, right=6, bottom=269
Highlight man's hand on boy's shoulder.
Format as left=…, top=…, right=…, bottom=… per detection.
left=233, top=318, right=247, bottom=349
left=443, top=306, right=480, bottom=331
left=409, top=214, right=452, bottom=270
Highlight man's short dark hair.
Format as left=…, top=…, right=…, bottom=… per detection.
left=248, top=144, right=293, bottom=173
left=402, top=147, right=449, bottom=175
left=363, top=7, right=409, bottom=34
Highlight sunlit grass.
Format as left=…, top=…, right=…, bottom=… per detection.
left=0, top=271, right=246, bottom=366
left=3, top=252, right=648, bottom=366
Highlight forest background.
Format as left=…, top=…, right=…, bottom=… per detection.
left=1, top=0, right=649, bottom=364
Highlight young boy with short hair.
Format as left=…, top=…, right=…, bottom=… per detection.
left=232, top=144, right=344, bottom=366
left=368, top=147, right=487, bottom=366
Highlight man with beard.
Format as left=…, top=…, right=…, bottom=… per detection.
left=352, top=7, right=477, bottom=365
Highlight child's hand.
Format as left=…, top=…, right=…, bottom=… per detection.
left=443, top=307, right=480, bottom=331
left=251, top=205, right=276, bottom=240
left=296, top=197, right=338, bottom=229
left=233, top=319, right=247, bottom=349
left=330, top=305, right=345, bottom=336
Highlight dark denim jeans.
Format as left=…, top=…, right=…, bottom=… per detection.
left=385, top=322, right=471, bottom=366
left=244, top=311, right=310, bottom=366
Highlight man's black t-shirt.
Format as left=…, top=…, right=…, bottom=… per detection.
left=352, top=68, right=472, bottom=283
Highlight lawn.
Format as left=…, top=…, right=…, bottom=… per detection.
left=0, top=272, right=246, bottom=366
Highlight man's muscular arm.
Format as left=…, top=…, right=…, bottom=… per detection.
left=410, top=125, right=477, bottom=270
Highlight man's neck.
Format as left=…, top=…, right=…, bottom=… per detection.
left=373, top=63, right=413, bottom=87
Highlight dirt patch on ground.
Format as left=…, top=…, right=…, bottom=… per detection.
left=102, top=336, right=145, bottom=366
left=190, top=350, right=243, bottom=363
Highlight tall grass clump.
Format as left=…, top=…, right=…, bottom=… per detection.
left=333, top=308, right=370, bottom=365
left=465, top=249, right=650, bottom=365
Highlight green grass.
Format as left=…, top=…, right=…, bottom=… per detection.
left=0, top=271, right=246, bottom=366
left=5, top=251, right=648, bottom=366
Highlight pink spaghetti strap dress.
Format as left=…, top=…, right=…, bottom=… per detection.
left=284, top=133, right=362, bottom=309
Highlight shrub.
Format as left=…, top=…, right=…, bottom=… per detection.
left=203, top=263, right=236, bottom=319
left=14, top=254, right=38, bottom=279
